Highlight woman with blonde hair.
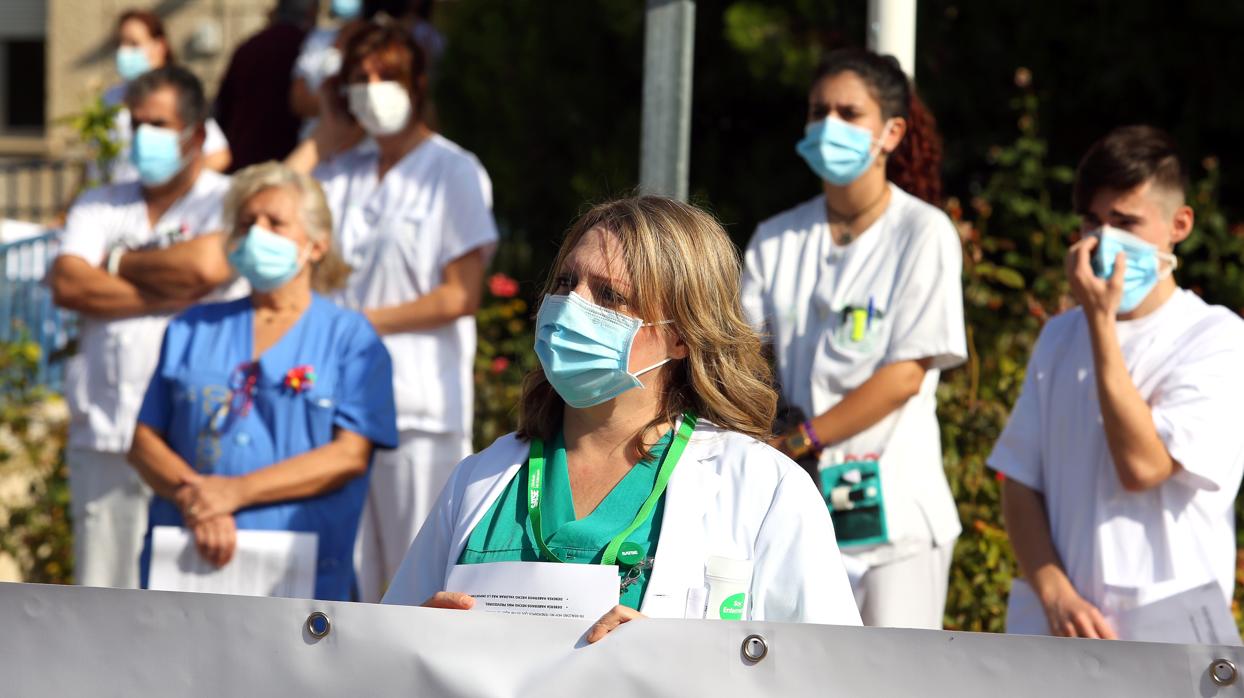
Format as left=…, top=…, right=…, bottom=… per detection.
left=129, top=162, right=398, bottom=600
left=382, top=196, right=860, bottom=637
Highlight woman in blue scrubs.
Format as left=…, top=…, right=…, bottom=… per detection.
left=129, top=162, right=398, bottom=600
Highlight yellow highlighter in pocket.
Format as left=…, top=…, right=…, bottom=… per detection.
left=850, top=308, right=868, bottom=342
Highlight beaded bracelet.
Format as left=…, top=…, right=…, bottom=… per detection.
left=801, top=420, right=824, bottom=452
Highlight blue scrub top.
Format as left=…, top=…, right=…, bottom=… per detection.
left=137, top=294, right=399, bottom=600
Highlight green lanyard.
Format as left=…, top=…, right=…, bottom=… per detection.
left=526, top=412, right=697, bottom=567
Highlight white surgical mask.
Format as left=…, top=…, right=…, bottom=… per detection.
left=347, top=81, right=412, bottom=136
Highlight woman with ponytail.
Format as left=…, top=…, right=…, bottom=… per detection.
left=741, top=48, right=967, bottom=629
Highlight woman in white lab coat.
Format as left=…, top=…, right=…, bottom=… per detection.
left=382, top=196, right=861, bottom=638
left=741, top=48, right=967, bottom=629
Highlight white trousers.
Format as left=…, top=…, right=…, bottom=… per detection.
left=354, top=429, right=472, bottom=603
left=851, top=538, right=957, bottom=629
left=67, top=448, right=152, bottom=589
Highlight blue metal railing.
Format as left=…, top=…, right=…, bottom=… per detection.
left=0, top=230, right=77, bottom=391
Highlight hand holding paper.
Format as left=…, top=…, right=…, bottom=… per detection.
left=149, top=526, right=318, bottom=599
left=192, top=514, right=237, bottom=567
left=445, top=562, right=620, bottom=624
left=422, top=591, right=476, bottom=610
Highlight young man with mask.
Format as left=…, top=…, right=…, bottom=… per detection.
left=990, top=125, right=1244, bottom=641
left=49, top=65, right=239, bottom=589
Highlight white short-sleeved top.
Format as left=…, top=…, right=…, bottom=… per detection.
left=292, top=27, right=341, bottom=140
left=98, top=83, right=230, bottom=185
left=57, top=169, right=239, bottom=453
left=989, top=289, right=1244, bottom=608
left=315, top=134, right=499, bottom=435
left=741, top=185, right=968, bottom=562
left=292, top=27, right=341, bottom=91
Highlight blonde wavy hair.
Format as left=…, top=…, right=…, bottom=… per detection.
left=517, top=196, right=777, bottom=445
left=222, top=161, right=351, bottom=293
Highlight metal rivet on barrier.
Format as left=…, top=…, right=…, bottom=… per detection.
left=306, top=611, right=331, bottom=639
left=1211, top=658, right=1237, bottom=686
left=741, top=634, right=768, bottom=663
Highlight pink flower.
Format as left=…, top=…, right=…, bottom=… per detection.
left=489, top=273, right=519, bottom=298
left=490, top=356, right=511, bottom=374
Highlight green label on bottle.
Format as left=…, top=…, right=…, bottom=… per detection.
left=719, top=593, right=746, bottom=620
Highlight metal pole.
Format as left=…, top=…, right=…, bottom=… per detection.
left=639, top=0, right=695, bottom=201
left=867, top=0, right=917, bottom=80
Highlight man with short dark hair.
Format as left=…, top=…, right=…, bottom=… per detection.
left=990, top=125, right=1244, bottom=642
left=49, top=65, right=239, bottom=588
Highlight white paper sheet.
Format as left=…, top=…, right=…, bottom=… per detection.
left=446, top=561, right=619, bottom=622
left=1106, top=580, right=1242, bottom=646
left=148, top=526, right=318, bottom=599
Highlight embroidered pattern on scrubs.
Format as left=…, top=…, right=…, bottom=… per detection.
left=458, top=428, right=676, bottom=610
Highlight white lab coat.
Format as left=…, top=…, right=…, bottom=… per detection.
left=382, top=421, right=862, bottom=626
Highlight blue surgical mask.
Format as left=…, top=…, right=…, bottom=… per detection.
left=115, top=46, right=151, bottom=82
left=1092, top=225, right=1177, bottom=314
left=534, top=292, right=674, bottom=408
left=131, top=124, right=191, bottom=187
left=228, top=225, right=308, bottom=292
left=796, top=117, right=890, bottom=186
left=331, top=0, right=363, bottom=19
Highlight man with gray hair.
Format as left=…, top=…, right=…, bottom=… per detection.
left=49, top=65, right=240, bottom=588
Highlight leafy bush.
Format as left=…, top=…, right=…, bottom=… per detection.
left=0, top=338, right=73, bottom=584
left=472, top=271, right=538, bottom=449
left=65, top=92, right=123, bottom=189
left=939, top=70, right=1077, bottom=632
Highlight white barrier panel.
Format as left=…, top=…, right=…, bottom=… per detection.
left=0, top=582, right=1241, bottom=697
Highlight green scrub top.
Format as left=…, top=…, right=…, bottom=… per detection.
left=458, top=427, right=674, bottom=610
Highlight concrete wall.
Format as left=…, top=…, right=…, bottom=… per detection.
left=43, top=0, right=272, bottom=156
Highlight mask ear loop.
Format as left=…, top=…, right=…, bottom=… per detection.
left=1158, top=251, right=1178, bottom=280
left=872, top=119, right=896, bottom=159
left=631, top=319, right=679, bottom=379
left=294, top=242, right=316, bottom=277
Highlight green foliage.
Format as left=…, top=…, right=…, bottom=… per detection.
left=0, top=339, right=73, bottom=585
left=64, top=93, right=122, bottom=188
left=722, top=1, right=843, bottom=88
left=1178, top=158, right=1244, bottom=313
left=472, top=271, right=539, bottom=450
left=938, top=72, right=1076, bottom=632
left=435, top=0, right=646, bottom=256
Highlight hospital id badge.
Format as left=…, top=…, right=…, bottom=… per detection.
left=819, top=459, right=888, bottom=547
